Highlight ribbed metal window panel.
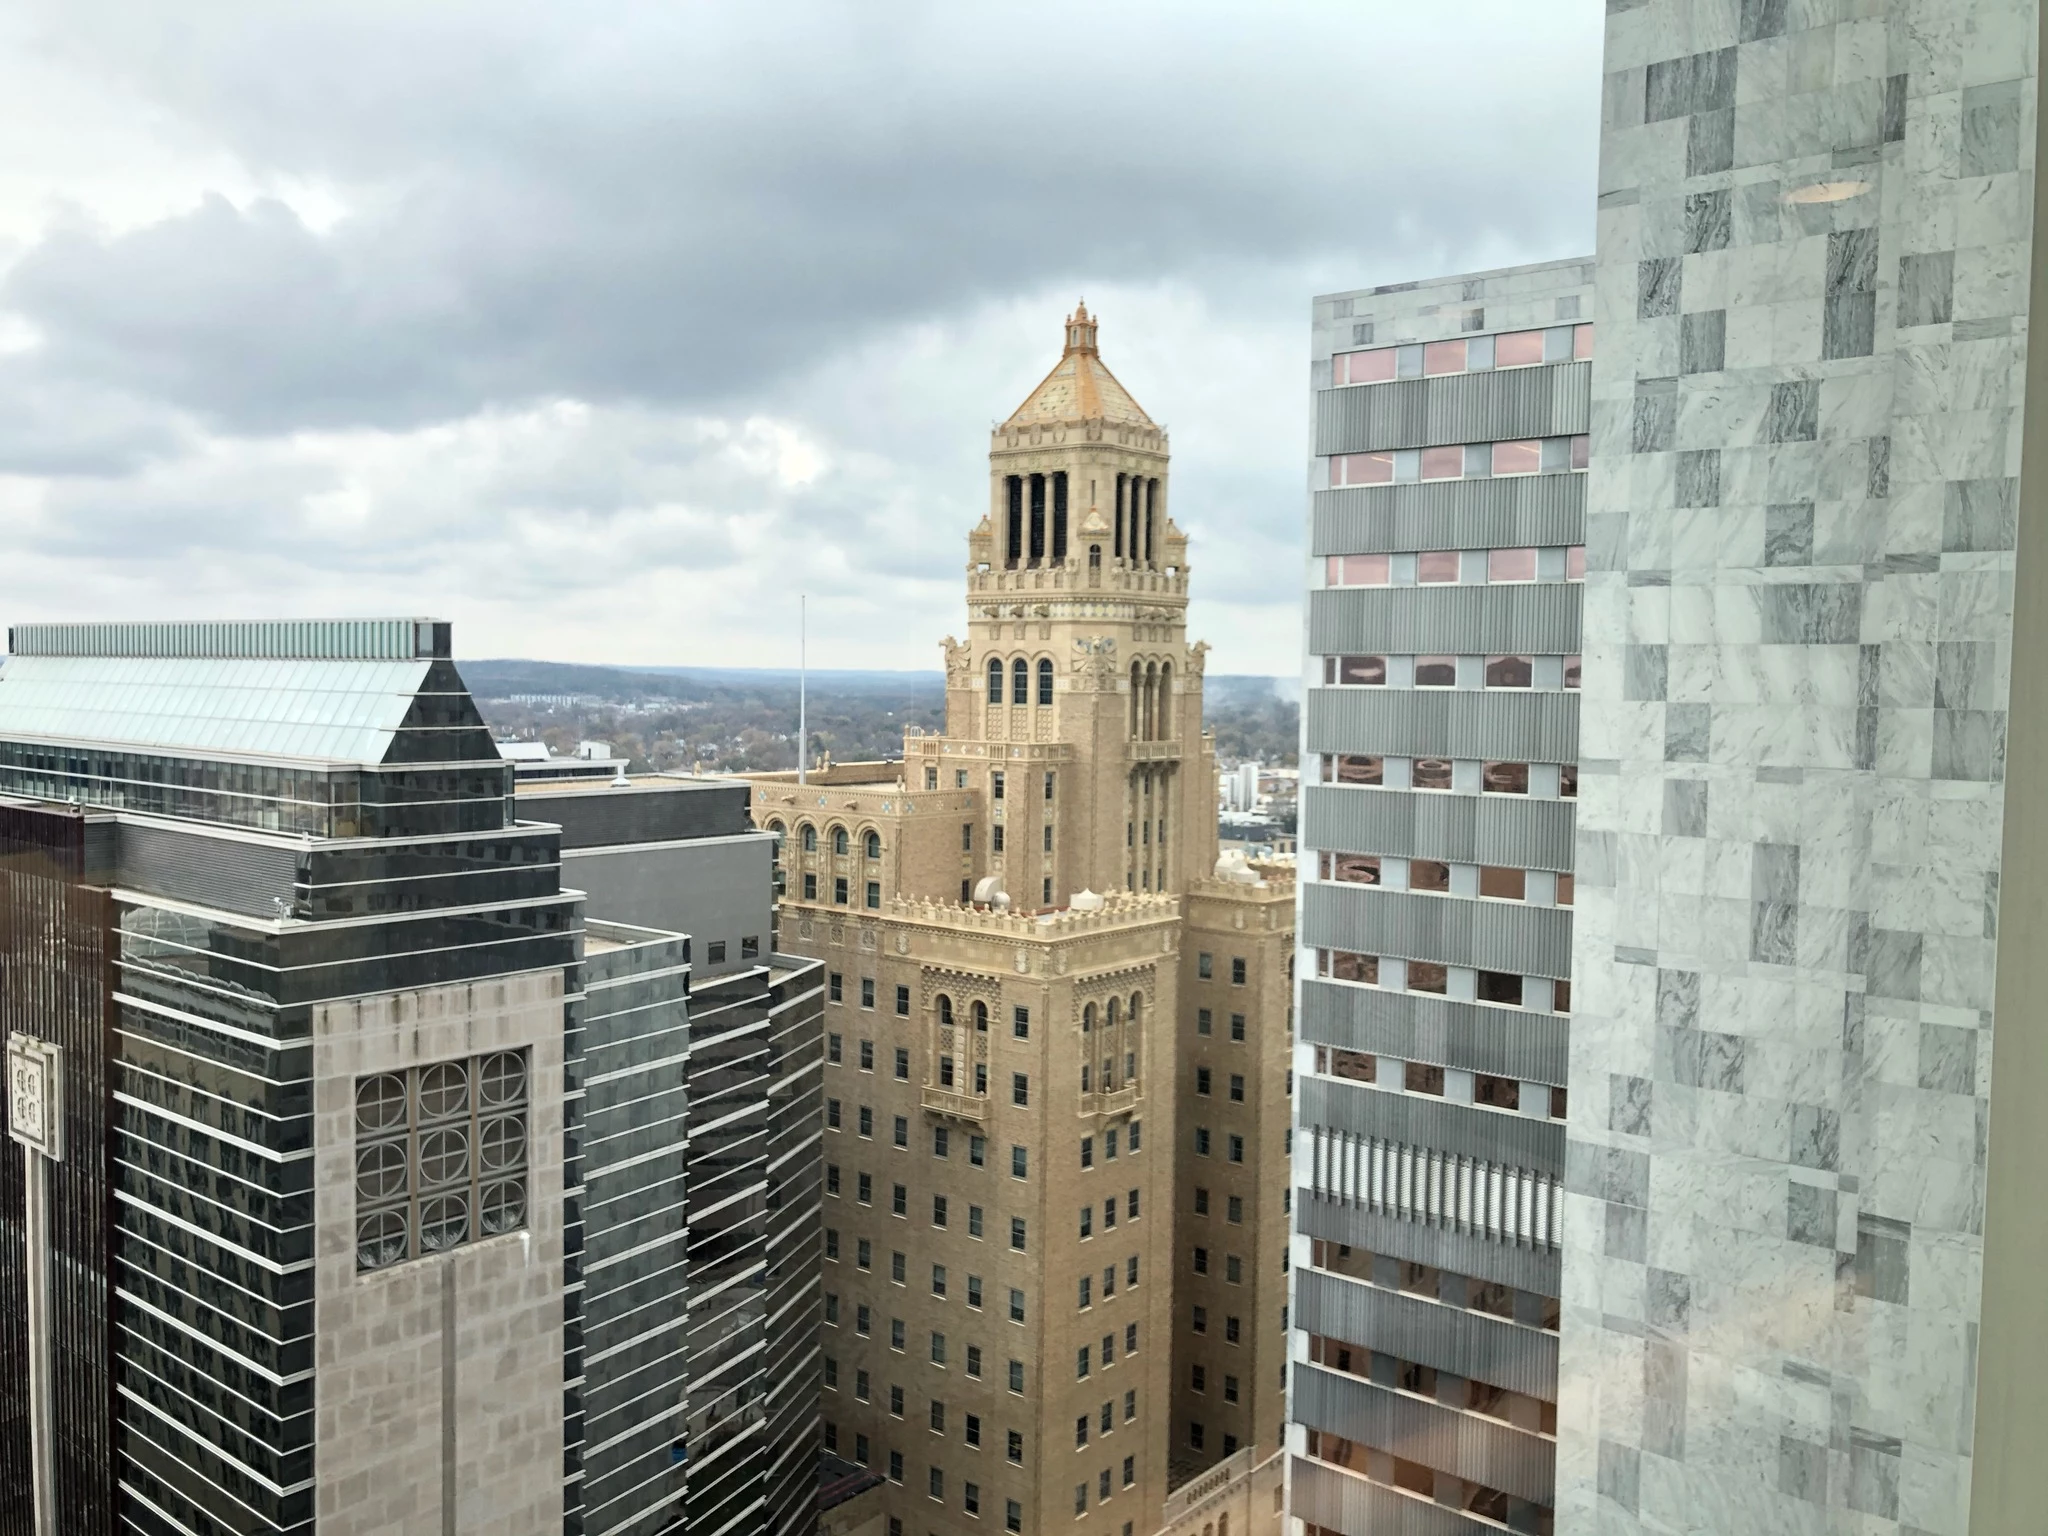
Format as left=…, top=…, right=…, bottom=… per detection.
left=1314, top=362, right=1591, bottom=455
left=1301, top=979, right=1570, bottom=1086
left=1305, top=690, right=1580, bottom=768
left=1296, top=1269, right=1558, bottom=1399
left=8, top=617, right=440, bottom=660
left=1301, top=1126, right=1561, bottom=1252
left=1312, top=474, right=1586, bottom=556
left=1296, top=1192, right=1562, bottom=1296
left=1294, top=1364, right=1555, bottom=1504
left=1308, top=584, right=1581, bottom=657
left=1302, top=883, right=1574, bottom=981
left=115, top=821, right=304, bottom=918
left=1301, top=1077, right=1565, bottom=1175
left=1290, top=1456, right=1500, bottom=1536
left=1302, top=787, right=1576, bottom=872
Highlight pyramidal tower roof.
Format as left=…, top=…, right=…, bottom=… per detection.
left=1000, top=302, right=1155, bottom=431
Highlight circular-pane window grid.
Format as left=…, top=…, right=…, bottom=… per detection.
left=418, top=1126, right=470, bottom=1188
left=356, top=1073, right=406, bottom=1132
left=478, top=1113, right=525, bottom=1174
left=420, top=1194, right=470, bottom=1253
left=479, top=1179, right=526, bottom=1236
left=355, top=1140, right=409, bottom=1202
left=418, top=1061, right=470, bottom=1119
left=357, top=1208, right=408, bottom=1270
left=478, top=1052, right=526, bottom=1108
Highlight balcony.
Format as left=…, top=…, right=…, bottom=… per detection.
left=1128, top=740, right=1182, bottom=763
left=921, top=1086, right=987, bottom=1123
left=1082, top=1085, right=1141, bottom=1117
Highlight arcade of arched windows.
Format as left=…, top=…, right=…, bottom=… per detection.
left=984, top=652, right=1059, bottom=736
left=1078, top=987, right=1146, bottom=1103
left=1127, top=659, right=1176, bottom=741
left=1125, top=766, right=1174, bottom=894
left=778, top=817, right=887, bottom=908
left=999, top=471, right=1163, bottom=573
left=926, top=986, right=995, bottom=1102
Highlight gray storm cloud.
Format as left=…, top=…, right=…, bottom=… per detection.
left=0, top=0, right=1600, bottom=668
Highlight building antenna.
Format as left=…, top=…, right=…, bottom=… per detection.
left=797, top=594, right=808, bottom=786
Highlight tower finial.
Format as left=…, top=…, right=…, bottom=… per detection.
left=1065, top=301, right=1097, bottom=355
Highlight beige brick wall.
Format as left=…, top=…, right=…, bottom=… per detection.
left=311, top=971, right=567, bottom=1535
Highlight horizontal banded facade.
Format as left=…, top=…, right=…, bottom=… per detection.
left=1291, top=261, right=1594, bottom=1536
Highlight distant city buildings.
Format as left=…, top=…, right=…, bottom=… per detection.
left=0, top=619, right=818, bottom=1536
left=1293, top=8, right=2048, bottom=1536
left=745, top=304, right=1293, bottom=1534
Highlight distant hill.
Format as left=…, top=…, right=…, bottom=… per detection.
left=458, top=658, right=1298, bottom=772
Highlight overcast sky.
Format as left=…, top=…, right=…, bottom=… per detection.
left=0, top=1, right=1601, bottom=674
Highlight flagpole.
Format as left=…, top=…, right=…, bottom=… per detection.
left=798, top=595, right=808, bottom=786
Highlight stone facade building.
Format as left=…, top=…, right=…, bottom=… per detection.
left=1292, top=4, right=2048, bottom=1535
left=747, top=307, right=1294, bottom=1533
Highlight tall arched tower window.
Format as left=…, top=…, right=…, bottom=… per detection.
left=1158, top=662, right=1173, bottom=737
left=1037, top=658, right=1054, bottom=706
left=1011, top=657, right=1029, bottom=704
left=987, top=658, right=1004, bottom=703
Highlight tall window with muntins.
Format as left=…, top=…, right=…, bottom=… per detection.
left=356, top=1050, right=530, bottom=1272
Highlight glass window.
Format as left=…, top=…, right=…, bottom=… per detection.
left=1571, top=433, right=1591, bottom=471
left=1487, top=547, right=1537, bottom=582
left=1332, top=451, right=1394, bottom=487
left=1321, top=852, right=1380, bottom=884
left=1477, top=971, right=1524, bottom=1007
left=1419, top=445, right=1464, bottom=481
left=1327, top=654, right=1386, bottom=686
left=1407, top=964, right=1449, bottom=997
left=1410, top=860, right=1451, bottom=893
left=1564, top=654, right=1582, bottom=689
left=1423, top=339, right=1465, bottom=375
left=1329, top=753, right=1383, bottom=785
left=1483, top=761, right=1530, bottom=794
left=1335, top=346, right=1397, bottom=385
left=1327, top=552, right=1391, bottom=586
left=1559, top=874, right=1576, bottom=906
left=1416, top=550, right=1461, bottom=583
left=1574, top=323, right=1595, bottom=360
left=1491, top=439, right=1542, bottom=476
left=1485, top=655, right=1533, bottom=687
left=1494, top=329, right=1545, bottom=368
left=1324, top=949, right=1378, bottom=984
left=1567, top=545, right=1587, bottom=579
left=1414, top=657, right=1456, bottom=687
left=1561, top=764, right=1579, bottom=798
left=1479, top=866, right=1526, bottom=900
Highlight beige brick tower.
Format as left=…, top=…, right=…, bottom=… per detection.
left=749, top=306, right=1292, bottom=1533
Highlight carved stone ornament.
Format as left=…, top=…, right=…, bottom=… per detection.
left=1014, top=949, right=1030, bottom=974
left=6, top=1033, right=63, bottom=1162
left=895, top=933, right=910, bottom=955
left=1186, top=640, right=1211, bottom=676
left=942, top=637, right=973, bottom=681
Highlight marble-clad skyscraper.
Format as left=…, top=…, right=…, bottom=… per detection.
left=1564, top=3, right=2048, bottom=1533
left=1294, top=4, right=2048, bottom=1534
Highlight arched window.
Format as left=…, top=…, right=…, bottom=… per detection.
left=1143, top=662, right=1159, bottom=739
left=939, top=995, right=954, bottom=1028
left=864, top=831, right=881, bottom=859
left=1129, top=992, right=1143, bottom=1027
left=1082, top=1003, right=1095, bottom=1034
left=987, top=658, right=1004, bottom=703
left=1158, top=662, right=1173, bottom=737
left=1012, top=656, right=1029, bottom=704
left=1089, top=544, right=1101, bottom=570
left=972, top=1001, right=989, bottom=1033
left=1129, top=661, right=1143, bottom=736
left=800, top=824, right=817, bottom=853
left=1037, top=658, right=1054, bottom=706
left=1106, top=997, right=1119, bottom=1026
left=765, top=820, right=785, bottom=837
left=832, top=826, right=849, bottom=856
